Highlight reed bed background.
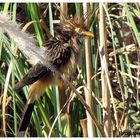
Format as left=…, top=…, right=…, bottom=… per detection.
left=0, top=3, right=140, bottom=137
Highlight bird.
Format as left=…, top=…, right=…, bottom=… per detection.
left=14, top=17, right=94, bottom=136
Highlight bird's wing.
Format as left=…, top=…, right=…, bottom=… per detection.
left=14, top=63, right=51, bottom=92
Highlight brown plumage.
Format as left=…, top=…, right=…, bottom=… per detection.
left=15, top=21, right=94, bottom=136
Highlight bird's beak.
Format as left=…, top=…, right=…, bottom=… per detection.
left=82, top=31, right=94, bottom=37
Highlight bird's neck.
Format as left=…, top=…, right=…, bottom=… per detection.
left=71, top=35, right=83, bottom=53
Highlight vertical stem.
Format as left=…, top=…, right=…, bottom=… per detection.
left=12, top=3, right=17, bottom=136
left=75, top=3, right=83, bottom=20
left=54, top=86, right=62, bottom=137
left=49, top=3, right=54, bottom=37
left=99, top=3, right=111, bottom=136
left=80, top=119, right=88, bottom=137
left=60, top=3, right=68, bottom=21
left=83, top=3, right=94, bottom=137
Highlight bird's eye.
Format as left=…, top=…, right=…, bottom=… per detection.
left=75, top=28, right=81, bottom=33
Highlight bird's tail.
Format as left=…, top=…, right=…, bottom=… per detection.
left=17, top=97, right=35, bottom=137
left=17, top=80, right=47, bottom=137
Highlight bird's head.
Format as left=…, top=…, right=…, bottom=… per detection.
left=64, top=16, right=94, bottom=38
left=54, top=16, right=94, bottom=41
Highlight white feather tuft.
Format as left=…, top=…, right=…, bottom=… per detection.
left=0, top=13, right=48, bottom=66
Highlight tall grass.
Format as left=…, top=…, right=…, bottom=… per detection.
left=0, top=2, right=140, bottom=137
